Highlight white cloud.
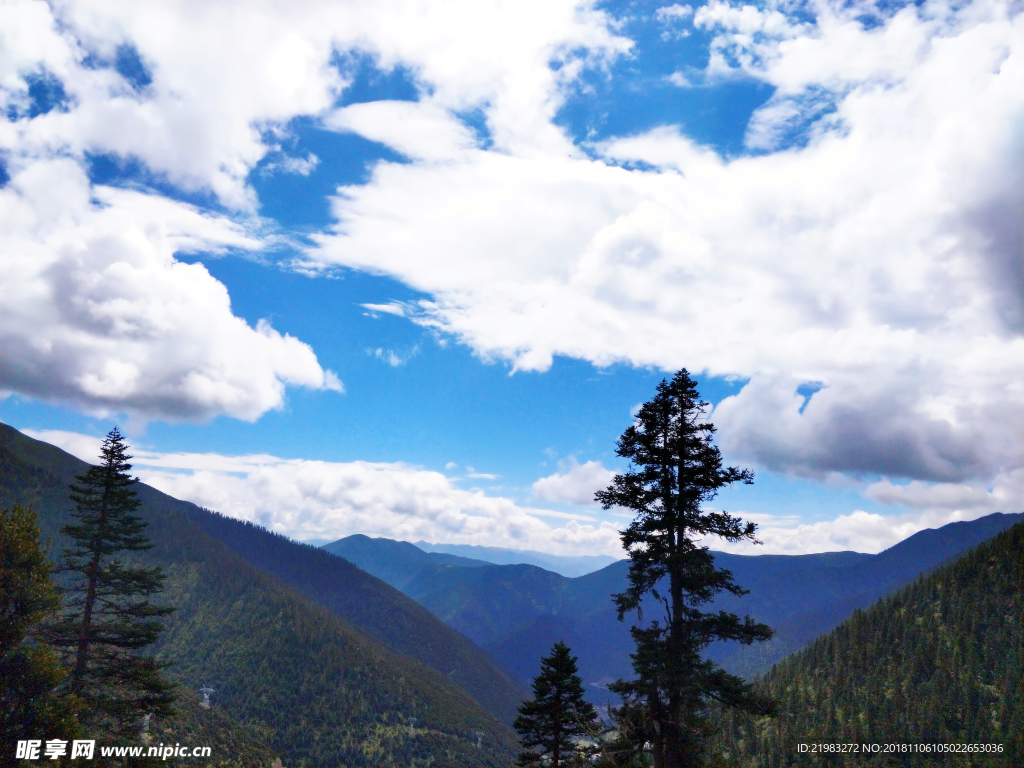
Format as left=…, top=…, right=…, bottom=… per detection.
left=361, top=302, right=408, bottom=317
left=864, top=469, right=1022, bottom=519
left=3, top=1, right=1021, bottom=486
left=1, top=0, right=628, bottom=207
left=140, top=450, right=621, bottom=555
left=24, top=427, right=621, bottom=553
left=706, top=510, right=924, bottom=556
left=323, top=101, right=478, bottom=161
left=261, top=152, right=319, bottom=177
left=706, top=504, right=1018, bottom=557
left=29, top=427, right=1015, bottom=556
left=1, top=0, right=628, bottom=422
left=369, top=345, right=419, bottom=366
left=665, top=71, right=693, bottom=88
left=21, top=429, right=104, bottom=464
left=0, top=160, right=341, bottom=421
left=704, top=469, right=1022, bottom=556
left=533, top=458, right=616, bottom=505
left=656, top=5, right=693, bottom=22
left=308, top=2, right=1023, bottom=484
left=1, top=0, right=346, bottom=210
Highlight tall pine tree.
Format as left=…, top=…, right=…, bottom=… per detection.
left=48, top=428, right=175, bottom=740
left=596, top=369, right=774, bottom=767
left=515, top=641, right=599, bottom=768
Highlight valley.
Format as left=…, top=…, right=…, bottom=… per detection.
left=3, top=421, right=1019, bottom=766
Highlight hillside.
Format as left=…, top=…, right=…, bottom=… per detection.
left=1, top=423, right=526, bottom=726
left=1, top=424, right=519, bottom=767
left=710, top=522, right=1023, bottom=766
left=176, top=512, right=527, bottom=725
left=325, top=514, right=1022, bottom=701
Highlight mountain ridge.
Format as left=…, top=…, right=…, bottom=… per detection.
left=325, top=511, right=1023, bottom=699
left=1, top=423, right=521, bottom=766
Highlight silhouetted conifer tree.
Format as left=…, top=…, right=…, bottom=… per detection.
left=47, top=428, right=175, bottom=740
left=515, top=641, right=599, bottom=768
left=0, top=504, right=80, bottom=761
left=596, top=369, right=775, bottom=767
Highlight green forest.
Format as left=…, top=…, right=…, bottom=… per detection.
left=3, top=421, right=1021, bottom=767
left=709, top=522, right=1023, bottom=767
left=1, top=425, right=519, bottom=767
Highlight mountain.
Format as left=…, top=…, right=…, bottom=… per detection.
left=1, top=424, right=520, bottom=767
left=323, top=534, right=491, bottom=590
left=710, top=522, right=1023, bottom=766
left=326, top=513, right=1022, bottom=703
left=3, top=423, right=526, bottom=726
left=414, top=540, right=619, bottom=578
left=700, top=511, right=1024, bottom=677
left=179, top=513, right=527, bottom=725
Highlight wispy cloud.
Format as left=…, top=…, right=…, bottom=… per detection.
left=260, top=152, right=319, bottom=177
left=368, top=345, right=419, bottom=367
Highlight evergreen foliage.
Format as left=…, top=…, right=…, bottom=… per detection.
left=709, top=522, right=1023, bottom=767
left=135, top=692, right=278, bottom=768
left=0, top=504, right=80, bottom=766
left=515, top=641, right=600, bottom=767
left=46, top=428, right=175, bottom=740
left=183, top=506, right=526, bottom=725
left=1, top=423, right=520, bottom=767
left=596, top=370, right=775, bottom=766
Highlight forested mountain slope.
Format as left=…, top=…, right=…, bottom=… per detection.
left=1, top=424, right=519, bottom=767
left=1, top=423, right=525, bottom=726
left=711, top=522, right=1023, bottom=766
left=178, top=511, right=526, bottom=725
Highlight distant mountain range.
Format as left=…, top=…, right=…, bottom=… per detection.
left=8, top=420, right=1017, bottom=765
left=324, top=512, right=1022, bottom=703
left=414, top=541, right=619, bottom=577
left=1, top=424, right=521, bottom=767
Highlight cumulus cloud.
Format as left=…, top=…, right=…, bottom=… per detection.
left=3, top=0, right=627, bottom=204
left=1, top=0, right=346, bottom=210
left=0, top=160, right=341, bottom=421
left=533, top=458, right=616, bottom=505
left=26, top=428, right=624, bottom=555
left=30, top=427, right=1015, bottom=556
left=864, top=469, right=1022, bottom=520
left=309, top=2, right=1023, bottom=484
left=1, top=0, right=628, bottom=422
left=3, top=1, right=1021, bottom=485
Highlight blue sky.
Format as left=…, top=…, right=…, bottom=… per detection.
left=2, top=1, right=1021, bottom=556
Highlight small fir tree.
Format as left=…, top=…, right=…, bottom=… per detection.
left=47, top=428, right=175, bottom=740
left=515, top=641, right=599, bottom=768
left=596, top=369, right=775, bottom=767
left=0, top=505, right=80, bottom=762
